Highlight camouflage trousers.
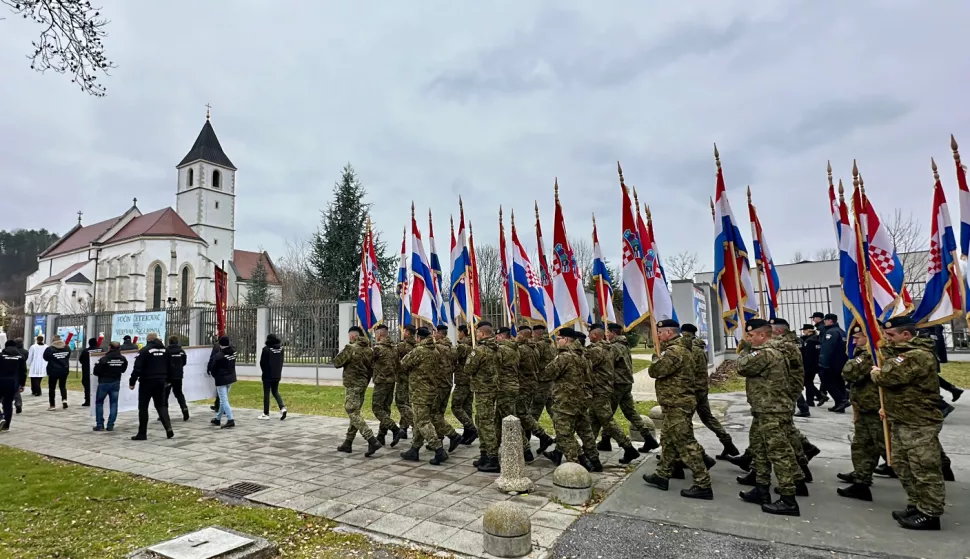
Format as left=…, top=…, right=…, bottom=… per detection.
left=495, top=391, right=517, bottom=447
left=611, top=383, right=654, bottom=437
left=655, top=407, right=711, bottom=488
left=694, top=390, right=731, bottom=444
left=783, top=417, right=807, bottom=483
left=551, top=410, right=597, bottom=463
left=588, top=394, right=631, bottom=447
left=751, top=412, right=798, bottom=495
left=395, top=376, right=413, bottom=431
left=891, top=423, right=945, bottom=517
left=850, top=412, right=887, bottom=485
left=371, top=382, right=398, bottom=433
left=433, top=387, right=458, bottom=438
left=475, top=391, right=498, bottom=455
left=531, top=381, right=554, bottom=424
left=516, top=386, right=548, bottom=449
left=451, top=384, right=474, bottom=429
left=409, top=397, right=443, bottom=451
left=344, top=385, right=374, bottom=441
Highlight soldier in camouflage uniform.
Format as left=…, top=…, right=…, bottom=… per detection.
left=587, top=324, right=641, bottom=464
left=601, top=323, right=660, bottom=453
left=399, top=327, right=450, bottom=465
left=736, top=319, right=800, bottom=516
left=395, top=324, right=417, bottom=438
left=837, top=325, right=884, bottom=501
left=494, top=327, right=520, bottom=448
left=872, top=316, right=945, bottom=530
left=452, top=325, right=477, bottom=444
left=464, top=321, right=501, bottom=473
left=680, top=324, right=738, bottom=458
left=515, top=325, right=555, bottom=461
left=641, top=319, right=713, bottom=500
left=543, top=327, right=600, bottom=467
left=433, top=325, right=463, bottom=453
left=332, top=326, right=382, bottom=457
left=530, top=324, right=556, bottom=426
left=370, top=325, right=403, bottom=448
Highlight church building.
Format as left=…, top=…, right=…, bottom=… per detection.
left=24, top=114, right=281, bottom=315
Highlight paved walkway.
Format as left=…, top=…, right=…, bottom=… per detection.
left=1, top=390, right=648, bottom=558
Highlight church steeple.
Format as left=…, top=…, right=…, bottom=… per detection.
left=177, top=118, right=236, bottom=170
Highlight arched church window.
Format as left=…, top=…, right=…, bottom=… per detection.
left=181, top=267, right=190, bottom=307
left=187, top=168, right=194, bottom=187
left=152, top=265, right=163, bottom=310
left=212, top=170, right=221, bottom=189
left=28, top=302, right=34, bottom=314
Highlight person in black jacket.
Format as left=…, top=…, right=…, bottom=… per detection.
left=0, top=340, right=28, bottom=430
left=119, top=335, right=138, bottom=351
left=210, top=336, right=237, bottom=429
left=164, top=336, right=190, bottom=421
left=93, top=341, right=128, bottom=431
left=818, top=314, right=849, bottom=412
left=12, top=338, right=26, bottom=414
left=258, top=334, right=287, bottom=420
left=78, top=338, right=103, bottom=407
left=129, top=333, right=173, bottom=440
left=208, top=341, right=221, bottom=411
left=799, top=324, right=825, bottom=406
left=43, top=335, right=71, bottom=410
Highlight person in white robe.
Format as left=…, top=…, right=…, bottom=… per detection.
left=27, top=336, right=47, bottom=396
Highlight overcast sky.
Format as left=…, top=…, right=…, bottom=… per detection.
left=3, top=0, right=969, bottom=275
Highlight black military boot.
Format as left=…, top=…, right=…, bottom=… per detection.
left=365, top=436, right=383, bottom=457
left=874, top=463, right=897, bottom=478
left=638, top=431, right=660, bottom=453
left=951, top=386, right=964, bottom=401
left=524, top=448, right=535, bottom=463
left=892, top=505, right=918, bottom=522
left=618, top=444, right=641, bottom=465
left=739, top=485, right=771, bottom=505
left=400, top=447, right=420, bottom=461
left=578, top=454, right=593, bottom=471
left=736, top=470, right=757, bottom=486
left=478, top=455, right=500, bottom=473
left=461, top=426, right=478, bottom=445
left=703, top=454, right=717, bottom=469
left=536, top=432, right=555, bottom=455
left=447, top=434, right=462, bottom=453
left=430, top=447, right=448, bottom=465
left=837, top=472, right=858, bottom=483
left=597, top=435, right=613, bottom=452
left=898, top=511, right=941, bottom=531
left=719, top=439, right=741, bottom=458
left=799, top=462, right=814, bottom=483
left=472, top=451, right=487, bottom=467
left=837, top=483, right=873, bottom=501
left=943, top=462, right=955, bottom=482
left=775, top=481, right=809, bottom=497
left=337, top=437, right=354, bottom=453
left=543, top=449, right=564, bottom=466
left=726, top=452, right=752, bottom=471
left=803, top=442, right=821, bottom=462
left=590, top=457, right=604, bottom=472
left=681, top=485, right=714, bottom=500
left=762, top=495, right=800, bottom=516
left=181, top=407, right=190, bottom=421
left=377, top=428, right=388, bottom=447
left=671, top=464, right=686, bottom=479
left=399, top=426, right=409, bottom=440
left=642, top=473, right=669, bottom=491
left=390, top=427, right=403, bottom=448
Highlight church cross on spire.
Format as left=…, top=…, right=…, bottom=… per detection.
left=133, top=197, right=138, bottom=208
left=77, top=210, right=82, bottom=225
left=206, top=103, right=212, bottom=120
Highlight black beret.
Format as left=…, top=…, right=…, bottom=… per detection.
left=533, top=323, right=547, bottom=330
left=769, top=318, right=789, bottom=327
left=518, top=324, right=532, bottom=331
left=348, top=326, right=364, bottom=335
left=416, top=326, right=432, bottom=337
left=680, top=323, right=698, bottom=334
left=812, top=312, right=825, bottom=319
left=123, top=335, right=132, bottom=341
left=576, top=331, right=587, bottom=340
left=436, top=324, right=449, bottom=332
left=801, top=324, right=815, bottom=331
left=656, top=319, right=680, bottom=329
left=883, top=316, right=915, bottom=329
left=607, top=322, right=623, bottom=332
left=477, top=321, right=493, bottom=329
left=375, top=324, right=388, bottom=331
left=403, top=324, right=417, bottom=333
left=745, top=319, right=770, bottom=331
left=849, top=324, right=864, bottom=335
left=558, top=327, right=578, bottom=339
left=823, top=313, right=839, bottom=322
left=457, top=325, right=469, bottom=334
left=497, top=326, right=512, bottom=335
left=589, top=322, right=605, bottom=331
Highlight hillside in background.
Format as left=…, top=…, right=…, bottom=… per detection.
left=0, top=229, right=60, bottom=304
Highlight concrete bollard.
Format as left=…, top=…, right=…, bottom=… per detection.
left=483, top=501, right=532, bottom=558
left=648, top=406, right=664, bottom=434
left=497, top=416, right=535, bottom=494
left=552, top=462, right=592, bottom=506
left=629, top=414, right=657, bottom=443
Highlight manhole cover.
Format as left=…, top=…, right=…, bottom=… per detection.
left=217, top=482, right=269, bottom=499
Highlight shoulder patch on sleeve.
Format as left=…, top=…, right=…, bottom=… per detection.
left=750, top=350, right=760, bottom=356
left=854, top=357, right=864, bottom=363
left=894, top=356, right=904, bottom=363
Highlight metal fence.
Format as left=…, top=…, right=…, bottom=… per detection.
left=722, top=285, right=833, bottom=351
left=199, top=306, right=260, bottom=364
left=266, top=300, right=340, bottom=364
left=53, top=313, right=88, bottom=357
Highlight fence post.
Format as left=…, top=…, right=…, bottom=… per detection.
left=23, top=315, right=33, bottom=341
left=827, top=285, right=841, bottom=315
left=189, top=308, right=202, bottom=347
left=256, top=307, right=269, bottom=348
left=86, top=313, right=96, bottom=347
left=337, top=301, right=354, bottom=349
left=45, top=314, right=58, bottom=341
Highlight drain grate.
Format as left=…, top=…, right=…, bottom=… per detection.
left=218, top=482, right=270, bottom=499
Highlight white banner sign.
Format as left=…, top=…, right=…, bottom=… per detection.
left=111, top=311, right=167, bottom=344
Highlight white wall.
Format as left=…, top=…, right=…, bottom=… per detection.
left=176, top=161, right=236, bottom=269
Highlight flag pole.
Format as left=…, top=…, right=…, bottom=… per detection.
left=499, top=206, right=509, bottom=329
left=715, top=145, right=747, bottom=335
left=854, top=161, right=891, bottom=465
left=592, top=213, right=607, bottom=323
left=644, top=206, right=662, bottom=350
left=932, top=157, right=970, bottom=331
left=952, top=135, right=967, bottom=263
left=632, top=188, right=659, bottom=350
left=511, top=209, right=521, bottom=326
left=464, top=199, right=477, bottom=349
left=400, top=226, right=407, bottom=336
left=748, top=186, right=769, bottom=316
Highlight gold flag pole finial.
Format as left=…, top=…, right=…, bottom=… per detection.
left=554, top=177, right=560, bottom=200
left=534, top=201, right=540, bottom=221
left=714, top=143, right=721, bottom=169
left=838, top=178, right=845, bottom=202
left=411, top=201, right=415, bottom=220
left=952, top=135, right=964, bottom=170
left=450, top=214, right=454, bottom=231
left=646, top=205, right=653, bottom=223
left=932, top=157, right=940, bottom=183
left=499, top=205, right=503, bottom=224
left=746, top=185, right=752, bottom=204
left=852, top=159, right=860, bottom=190
left=709, top=197, right=715, bottom=219
left=826, top=160, right=835, bottom=190
left=617, top=161, right=624, bottom=183
left=459, top=195, right=464, bottom=214
left=592, top=212, right=597, bottom=228
left=511, top=208, right=516, bottom=228
left=632, top=186, right=640, bottom=211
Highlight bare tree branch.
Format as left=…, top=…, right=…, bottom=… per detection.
left=473, top=243, right=503, bottom=302
left=789, top=250, right=805, bottom=264
left=569, top=236, right=593, bottom=283
left=884, top=209, right=929, bottom=283
left=666, top=251, right=700, bottom=280
left=2, top=0, right=115, bottom=96
left=813, top=248, right=839, bottom=261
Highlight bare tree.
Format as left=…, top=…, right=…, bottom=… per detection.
left=277, top=237, right=332, bottom=304
left=473, top=243, right=503, bottom=302
left=666, top=251, right=700, bottom=280
left=569, top=236, right=593, bottom=283
left=2, top=0, right=116, bottom=96
left=884, top=209, right=929, bottom=283
left=813, top=248, right=839, bottom=261
left=789, top=251, right=805, bottom=264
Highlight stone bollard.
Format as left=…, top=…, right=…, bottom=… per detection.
left=629, top=414, right=657, bottom=443
left=649, top=405, right=664, bottom=434
left=483, top=501, right=532, bottom=558
left=497, top=416, right=535, bottom=494
left=552, top=462, right=592, bottom=506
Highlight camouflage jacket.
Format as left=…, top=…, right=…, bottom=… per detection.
left=396, top=337, right=417, bottom=382
left=547, top=344, right=589, bottom=416
left=648, top=335, right=696, bottom=410
left=610, top=335, right=635, bottom=386
left=371, top=338, right=398, bottom=384
left=766, top=332, right=804, bottom=402
left=454, top=338, right=473, bottom=385
left=573, top=340, right=594, bottom=399
left=435, top=337, right=456, bottom=390
left=401, top=337, right=442, bottom=405
left=517, top=339, right=539, bottom=390
left=496, top=340, right=521, bottom=394
left=681, top=332, right=709, bottom=393
left=737, top=343, right=793, bottom=414
left=871, top=337, right=943, bottom=426
left=586, top=340, right=616, bottom=396
left=841, top=346, right=880, bottom=413
left=465, top=336, right=499, bottom=393
left=334, top=337, right=373, bottom=390
left=534, top=336, right=556, bottom=383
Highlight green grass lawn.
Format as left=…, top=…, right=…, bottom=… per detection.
left=709, top=374, right=746, bottom=394
left=0, top=447, right=433, bottom=559
left=941, top=361, right=970, bottom=388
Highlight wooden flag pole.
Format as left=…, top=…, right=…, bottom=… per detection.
left=644, top=206, right=662, bottom=350
left=467, top=214, right=478, bottom=348
left=632, top=188, right=660, bottom=351
left=748, top=186, right=769, bottom=316
left=592, top=214, right=607, bottom=323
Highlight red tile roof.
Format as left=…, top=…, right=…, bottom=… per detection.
left=39, top=215, right=123, bottom=258
left=106, top=208, right=203, bottom=245
left=233, top=250, right=280, bottom=284
left=40, top=261, right=89, bottom=285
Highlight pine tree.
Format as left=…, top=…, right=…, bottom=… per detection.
left=307, top=164, right=394, bottom=300
left=245, top=256, right=271, bottom=306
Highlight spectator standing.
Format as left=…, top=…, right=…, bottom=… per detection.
left=129, top=333, right=173, bottom=440
left=26, top=335, right=47, bottom=396
left=93, top=341, right=128, bottom=431
left=258, top=334, right=287, bottom=420
left=210, top=336, right=237, bottom=429
left=43, top=335, right=71, bottom=410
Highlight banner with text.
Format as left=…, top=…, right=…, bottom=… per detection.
left=111, top=311, right=167, bottom=345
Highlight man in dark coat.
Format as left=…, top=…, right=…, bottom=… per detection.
left=78, top=338, right=103, bottom=407
left=165, top=336, right=189, bottom=421
left=129, top=333, right=173, bottom=440
left=258, top=333, right=287, bottom=420
left=800, top=324, right=824, bottom=406
left=818, top=314, right=849, bottom=412
left=210, top=336, right=238, bottom=429
left=0, top=340, right=27, bottom=430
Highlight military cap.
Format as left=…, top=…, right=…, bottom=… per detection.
left=416, top=326, right=432, bottom=337
left=375, top=324, right=388, bottom=331
left=348, top=326, right=364, bottom=335
left=477, top=321, right=493, bottom=329
left=436, top=324, right=449, bottom=332
left=533, top=323, right=547, bottom=330
left=883, top=316, right=915, bottom=329
left=589, top=322, right=605, bottom=331
left=607, top=322, right=623, bottom=332
left=680, top=323, right=698, bottom=334
left=823, top=313, right=839, bottom=322
left=518, top=324, right=532, bottom=331
left=769, top=318, right=789, bottom=327
left=497, top=326, right=512, bottom=335
left=656, top=319, right=680, bottom=329
left=403, top=324, right=417, bottom=334
left=849, top=324, right=864, bottom=335
left=457, top=325, right=469, bottom=334
left=576, top=332, right=588, bottom=344
left=745, top=318, right=771, bottom=331
left=558, top=327, right=579, bottom=339
left=800, top=324, right=815, bottom=331
left=812, top=312, right=825, bottom=319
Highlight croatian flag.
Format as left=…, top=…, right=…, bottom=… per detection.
left=511, top=210, right=546, bottom=324
left=835, top=180, right=862, bottom=351
left=409, top=204, right=439, bottom=325
left=396, top=228, right=412, bottom=328
left=467, top=221, right=483, bottom=321
left=591, top=216, right=616, bottom=323
left=712, top=147, right=758, bottom=335
left=428, top=210, right=448, bottom=325
left=535, top=203, right=557, bottom=329
left=951, top=135, right=970, bottom=309
left=449, top=212, right=470, bottom=324
left=643, top=204, right=677, bottom=323
left=356, top=225, right=383, bottom=331
left=550, top=180, right=584, bottom=332
left=748, top=190, right=781, bottom=319
left=852, top=184, right=886, bottom=354
left=913, top=162, right=965, bottom=326
left=860, top=189, right=912, bottom=318
left=499, top=209, right=517, bottom=335
left=619, top=176, right=649, bottom=330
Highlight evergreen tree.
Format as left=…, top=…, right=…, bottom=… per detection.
left=245, top=256, right=271, bottom=306
left=307, top=164, right=394, bottom=300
